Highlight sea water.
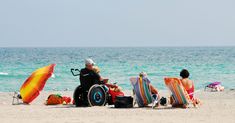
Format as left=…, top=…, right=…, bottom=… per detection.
left=0, top=47, right=235, bottom=92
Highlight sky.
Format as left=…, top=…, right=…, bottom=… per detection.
left=0, top=0, right=235, bottom=47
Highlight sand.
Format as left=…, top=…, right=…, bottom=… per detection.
left=0, top=90, right=235, bottom=123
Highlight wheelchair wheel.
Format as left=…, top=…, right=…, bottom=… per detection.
left=73, top=85, right=83, bottom=107
left=87, top=84, right=107, bottom=106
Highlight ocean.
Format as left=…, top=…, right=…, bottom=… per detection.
left=0, top=47, right=235, bottom=92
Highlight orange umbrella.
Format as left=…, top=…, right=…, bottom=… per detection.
left=20, top=64, right=56, bottom=104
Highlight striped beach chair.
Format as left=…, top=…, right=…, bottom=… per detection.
left=130, top=77, right=158, bottom=108
left=164, top=77, right=191, bottom=106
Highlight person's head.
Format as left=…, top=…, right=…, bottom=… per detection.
left=139, top=72, right=147, bottom=78
left=180, top=69, right=190, bottom=79
left=85, top=58, right=95, bottom=70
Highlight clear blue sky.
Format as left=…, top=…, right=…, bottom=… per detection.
left=0, top=0, right=234, bottom=47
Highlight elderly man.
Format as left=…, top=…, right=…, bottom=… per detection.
left=80, top=58, right=105, bottom=92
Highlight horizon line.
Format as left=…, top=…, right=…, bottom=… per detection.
left=0, top=45, right=235, bottom=48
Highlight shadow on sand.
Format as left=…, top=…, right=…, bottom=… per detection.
left=47, top=104, right=195, bottom=110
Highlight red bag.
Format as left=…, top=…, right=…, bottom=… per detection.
left=45, top=94, right=71, bottom=105
left=46, top=94, right=63, bottom=105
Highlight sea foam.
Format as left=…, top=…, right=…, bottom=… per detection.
left=0, top=72, right=9, bottom=76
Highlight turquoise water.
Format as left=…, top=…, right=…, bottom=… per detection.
left=0, top=47, right=235, bottom=92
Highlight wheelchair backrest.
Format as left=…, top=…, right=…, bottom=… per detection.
left=79, top=68, right=101, bottom=92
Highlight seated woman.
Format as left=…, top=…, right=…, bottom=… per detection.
left=139, top=72, right=160, bottom=99
left=130, top=72, right=160, bottom=107
left=179, top=69, right=201, bottom=107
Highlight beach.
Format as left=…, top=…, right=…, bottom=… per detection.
left=1, top=47, right=235, bottom=123
left=0, top=90, right=234, bottom=123
left=1, top=0, right=235, bottom=122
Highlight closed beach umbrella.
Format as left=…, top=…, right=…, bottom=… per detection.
left=20, top=64, right=56, bottom=104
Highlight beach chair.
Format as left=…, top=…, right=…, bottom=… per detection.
left=164, top=77, right=191, bottom=107
left=130, top=77, right=158, bottom=108
left=12, top=91, right=22, bottom=105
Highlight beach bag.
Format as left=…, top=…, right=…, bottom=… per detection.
left=160, top=97, right=167, bottom=106
left=46, top=94, right=63, bottom=105
left=108, top=89, right=124, bottom=104
left=114, top=96, right=133, bottom=108
left=46, top=94, right=71, bottom=105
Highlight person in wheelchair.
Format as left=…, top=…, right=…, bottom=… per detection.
left=74, top=58, right=108, bottom=107
left=80, top=59, right=106, bottom=91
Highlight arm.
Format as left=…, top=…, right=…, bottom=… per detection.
left=93, top=72, right=107, bottom=84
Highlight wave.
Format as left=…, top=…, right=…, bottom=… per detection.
left=0, top=72, right=9, bottom=76
left=51, top=73, right=55, bottom=78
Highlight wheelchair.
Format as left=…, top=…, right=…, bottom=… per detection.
left=71, top=68, right=124, bottom=107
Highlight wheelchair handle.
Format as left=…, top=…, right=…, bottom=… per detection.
left=71, top=68, right=80, bottom=76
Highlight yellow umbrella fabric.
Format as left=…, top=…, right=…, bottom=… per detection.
left=20, top=64, right=56, bottom=104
